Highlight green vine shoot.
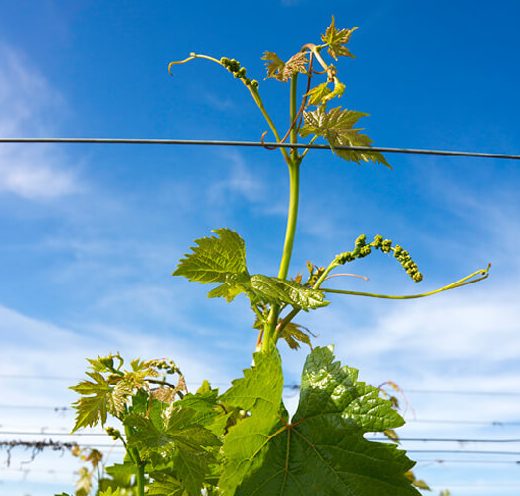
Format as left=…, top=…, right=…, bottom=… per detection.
left=64, top=18, right=489, bottom=496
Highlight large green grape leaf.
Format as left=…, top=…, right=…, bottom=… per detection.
left=221, top=346, right=420, bottom=496
left=173, top=229, right=248, bottom=284
left=219, top=350, right=284, bottom=495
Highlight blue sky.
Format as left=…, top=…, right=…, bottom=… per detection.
left=0, top=1, right=519, bottom=494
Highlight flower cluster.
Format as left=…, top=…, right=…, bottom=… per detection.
left=335, top=234, right=423, bottom=283
left=220, top=57, right=259, bottom=89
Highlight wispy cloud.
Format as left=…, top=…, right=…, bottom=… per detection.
left=208, top=149, right=265, bottom=204
left=0, top=43, right=81, bottom=199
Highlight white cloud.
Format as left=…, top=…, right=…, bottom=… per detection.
left=208, top=149, right=264, bottom=204
left=0, top=43, right=80, bottom=199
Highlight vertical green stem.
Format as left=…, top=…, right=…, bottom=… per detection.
left=262, top=75, right=301, bottom=352
left=136, top=462, right=146, bottom=496
left=124, top=424, right=146, bottom=496
left=276, top=162, right=300, bottom=280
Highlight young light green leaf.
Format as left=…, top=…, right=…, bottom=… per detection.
left=262, top=51, right=308, bottom=81
left=219, top=350, right=284, bottom=496
left=301, top=106, right=390, bottom=167
left=262, top=51, right=285, bottom=79
left=279, top=322, right=314, bottom=350
left=305, top=82, right=332, bottom=106
left=321, top=16, right=358, bottom=60
left=173, top=228, right=248, bottom=284
left=249, top=274, right=328, bottom=310
left=222, top=347, right=420, bottom=496
left=70, top=372, right=133, bottom=432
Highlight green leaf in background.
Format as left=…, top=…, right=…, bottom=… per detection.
left=222, top=346, right=420, bottom=496
left=301, top=106, right=390, bottom=167
left=219, top=350, right=284, bottom=495
left=98, top=489, right=122, bottom=496
left=321, top=16, right=358, bottom=60
left=125, top=400, right=221, bottom=496
left=173, top=229, right=248, bottom=284
left=147, top=474, right=187, bottom=496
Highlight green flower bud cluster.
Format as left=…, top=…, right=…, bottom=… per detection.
left=220, top=57, right=258, bottom=89
left=335, top=233, right=423, bottom=283
left=105, top=426, right=122, bottom=441
left=147, top=358, right=180, bottom=375
left=392, top=244, right=423, bottom=282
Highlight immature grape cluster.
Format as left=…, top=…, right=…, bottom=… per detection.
left=335, top=234, right=423, bottom=282
left=220, top=57, right=259, bottom=89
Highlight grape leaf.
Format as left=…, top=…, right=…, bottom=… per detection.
left=249, top=275, right=328, bottom=310
left=262, top=51, right=285, bottom=79
left=279, top=322, right=314, bottom=350
left=125, top=403, right=221, bottom=496
left=175, top=229, right=327, bottom=310
left=70, top=372, right=133, bottom=431
left=262, top=51, right=308, bottom=82
left=221, top=347, right=420, bottom=496
left=321, top=16, right=358, bottom=60
left=98, top=490, right=121, bottom=496
left=305, top=82, right=332, bottom=106
left=173, top=229, right=248, bottom=284
left=301, top=106, right=390, bottom=167
left=147, top=474, right=186, bottom=496
left=219, top=350, right=284, bottom=495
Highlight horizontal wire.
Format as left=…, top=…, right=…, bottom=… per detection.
left=2, top=375, right=520, bottom=397
left=3, top=439, right=520, bottom=456
left=403, top=389, right=520, bottom=397
left=409, top=449, right=520, bottom=455
left=0, top=137, right=519, bottom=160
left=0, top=431, right=107, bottom=437
left=1, top=404, right=519, bottom=428
left=368, top=437, right=520, bottom=443
left=407, top=418, right=520, bottom=426
left=4, top=431, right=520, bottom=443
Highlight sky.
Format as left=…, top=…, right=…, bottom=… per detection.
left=0, top=0, right=519, bottom=494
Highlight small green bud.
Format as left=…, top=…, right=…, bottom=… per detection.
left=381, top=239, right=392, bottom=253
left=360, top=245, right=372, bottom=257
left=373, top=234, right=383, bottom=248
left=250, top=79, right=259, bottom=88
left=105, top=427, right=122, bottom=440
left=355, top=234, right=367, bottom=247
